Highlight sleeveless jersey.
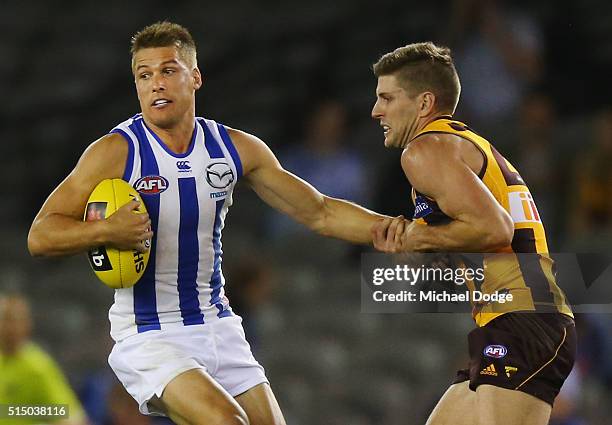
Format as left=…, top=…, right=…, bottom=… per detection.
left=410, top=117, right=573, bottom=326
left=107, top=114, right=241, bottom=341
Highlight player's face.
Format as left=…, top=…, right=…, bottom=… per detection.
left=133, top=47, right=202, bottom=129
left=372, top=75, right=420, bottom=149
left=0, top=297, right=32, bottom=355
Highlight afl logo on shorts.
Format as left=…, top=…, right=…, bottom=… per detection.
left=484, top=345, right=507, bottom=358
left=134, top=175, right=169, bottom=195
left=206, top=162, right=234, bottom=189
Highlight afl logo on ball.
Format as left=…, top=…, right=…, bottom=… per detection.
left=134, top=175, right=169, bottom=195
left=206, top=162, right=234, bottom=189
left=484, top=345, right=507, bottom=358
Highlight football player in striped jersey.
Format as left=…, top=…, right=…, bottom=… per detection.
left=371, top=42, right=575, bottom=425
left=28, top=21, right=391, bottom=425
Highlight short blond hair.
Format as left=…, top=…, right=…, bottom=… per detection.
left=131, top=21, right=197, bottom=69
left=373, top=42, right=461, bottom=114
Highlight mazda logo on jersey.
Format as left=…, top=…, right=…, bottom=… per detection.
left=206, top=162, right=234, bottom=189
left=176, top=160, right=191, bottom=172
left=134, top=175, right=169, bottom=195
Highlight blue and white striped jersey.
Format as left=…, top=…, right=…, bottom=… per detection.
left=108, top=114, right=241, bottom=341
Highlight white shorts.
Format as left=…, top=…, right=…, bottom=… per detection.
left=108, top=315, right=268, bottom=415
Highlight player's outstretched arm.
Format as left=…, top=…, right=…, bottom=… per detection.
left=229, top=128, right=388, bottom=244
left=374, top=134, right=514, bottom=253
left=28, top=134, right=153, bottom=257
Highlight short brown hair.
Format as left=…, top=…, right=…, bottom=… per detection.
left=373, top=42, right=461, bottom=113
left=130, top=21, right=197, bottom=69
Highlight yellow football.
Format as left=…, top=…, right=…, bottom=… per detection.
left=84, top=179, right=150, bottom=289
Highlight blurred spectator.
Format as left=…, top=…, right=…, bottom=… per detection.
left=549, top=314, right=612, bottom=425
left=574, top=315, right=612, bottom=388
left=106, top=382, right=151, bottom=425
left=268, top=99, right=370, bottom=239
left=550, top=368, right=586, bottom=425
left=567, top=108, right=612, bottom=249
left=79, top=369, right=114, bottom=425
left=513, top=92, right=563, bottom=241
left=0, top=292, right=88, bottom=425
left=225, top=256, right=276, bottom=350
left=447, top=0, right=544, bottom=138
left=80, top=367, right=171, bottom=425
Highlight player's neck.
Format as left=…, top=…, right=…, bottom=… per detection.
left=415, top=113, right=449, bottom=136
left=146, top=117, right=196, bottom=154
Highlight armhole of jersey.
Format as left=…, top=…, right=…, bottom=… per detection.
left=110, top=129, right=135, bottom=182
left=412, top=130, right=488, bottom=179
left=216, top=124, right=243, bottom=179
left=466, top=138, right=488, bottom=179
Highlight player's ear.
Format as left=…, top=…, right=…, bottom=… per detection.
left=419, top=92, right=436, bottom=117
left=193, top=67, right=203, bottom=90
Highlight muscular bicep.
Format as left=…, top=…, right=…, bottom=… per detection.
left=33, top=134, right=128, bottom=221
left=229, top=128, right=324, bottom=221
left=251, top=166, right=326, bottom=220
left=402, top=139, right=506, bottom=225
left=229, top=127, right=384, bottom=243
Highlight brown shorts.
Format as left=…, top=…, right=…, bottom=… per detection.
left=453, top=312, right=576, bottom=406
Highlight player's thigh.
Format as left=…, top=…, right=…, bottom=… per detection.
left=235, top=382, right=286, bottom=425
left=475, top=384, right=551, bottom=425
left=426, top=381, right=476, bottom=425
left=153, top=368, right=249, bottom=425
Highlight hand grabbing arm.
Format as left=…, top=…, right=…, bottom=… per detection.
left=373, top=134, right=514, bottom=253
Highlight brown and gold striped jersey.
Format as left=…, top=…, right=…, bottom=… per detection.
left=410, top=117, right=573, bottom=326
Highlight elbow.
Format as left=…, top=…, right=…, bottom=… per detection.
left=304, top=197, right=331, bottom=237
left=27, top=230, right=44, bottom=257
left=482, top=215, right=514, bottom=251
left=27, top=227, right=51, bottom=257
left=310, top=215, right=330, bottom=237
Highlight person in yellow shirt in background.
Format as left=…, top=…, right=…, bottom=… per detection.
left=0, top=293, right=88, bottom=425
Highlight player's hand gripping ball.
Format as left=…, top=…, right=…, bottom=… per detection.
left=84, top=179, right=150, bottom=288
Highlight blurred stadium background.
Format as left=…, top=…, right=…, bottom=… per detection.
left=3, top=0, right=612, bottom=423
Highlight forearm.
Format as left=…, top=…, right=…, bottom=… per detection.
left=405, top=220, right=509, bottom=252
left=248, top=167, right=387, bottom=244
left=28, top=214, right=107, bottom=257
left=315, top=196, right=386, bottom=244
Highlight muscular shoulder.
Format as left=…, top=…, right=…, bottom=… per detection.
left=225, top=127, right=279, bottom=177
left=85, top=132, right=129, bottom=161
left=402, top=133, right=483, bottom=182
left=402, top=133, right=461, bottom=173
left=74, top=132, right=129, bottom=180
